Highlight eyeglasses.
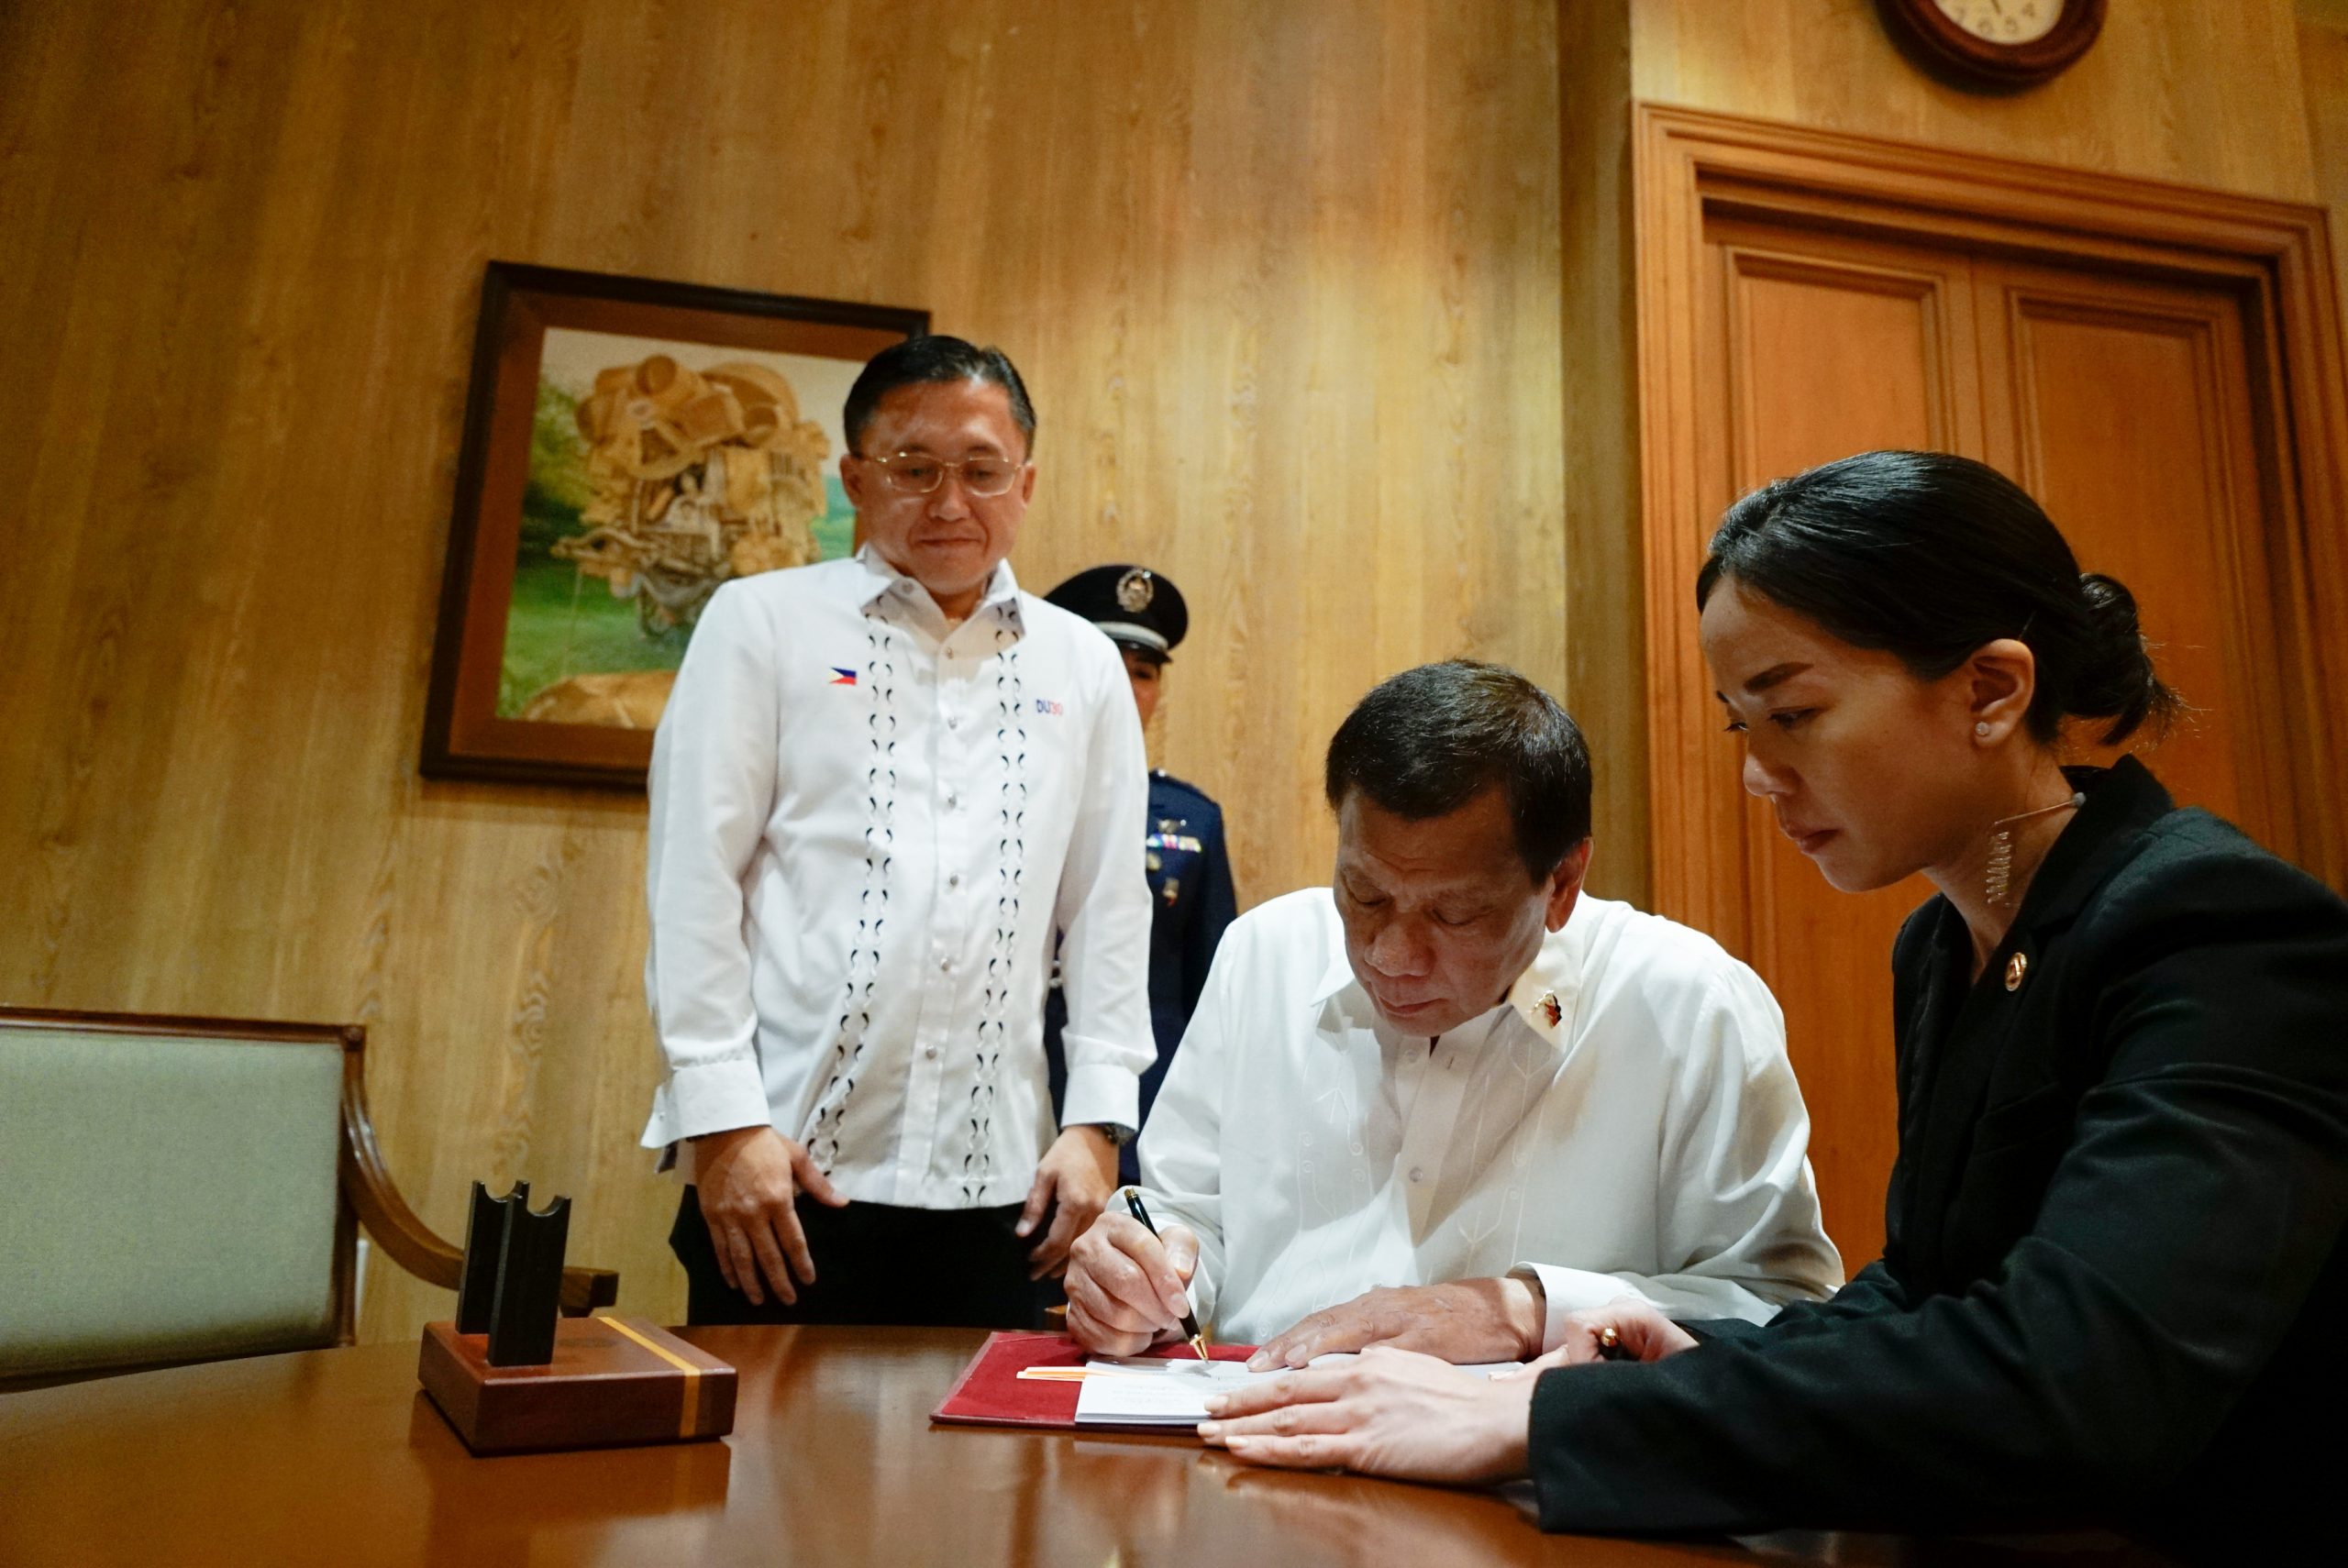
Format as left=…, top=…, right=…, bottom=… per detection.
left=860, top=451, right=1027, bottom=498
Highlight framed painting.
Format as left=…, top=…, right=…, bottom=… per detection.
left=420, top=261, right=927, bottom=788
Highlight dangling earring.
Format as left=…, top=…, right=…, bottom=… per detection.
left=1985, top=792, right=2088, bottom=907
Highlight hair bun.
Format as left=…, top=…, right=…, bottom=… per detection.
left=2071, top=571, right=2179, bottom=745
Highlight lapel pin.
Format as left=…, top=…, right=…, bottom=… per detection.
left=2004, top=952, right=2030, bottom=992
left=1538, top=991, right=1563, bottom=1029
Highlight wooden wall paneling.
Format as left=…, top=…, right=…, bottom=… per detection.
left=0, top=0, right=1566, bottom=1345
left=1559, top=0, right=1647, bottom=903
left=0, top=0, right=107, bottom=791
left=1631, top=0, right=2320, bottom=204
left=2302, top=10, right=2348, bottom=381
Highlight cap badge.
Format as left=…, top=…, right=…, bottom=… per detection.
left=1116, top=568, right=1155, bottom=613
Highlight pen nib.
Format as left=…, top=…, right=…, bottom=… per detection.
left=1189, top=1333, right=1210, bottom=1361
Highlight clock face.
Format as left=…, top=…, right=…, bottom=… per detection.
left=1931, top=0, right=2062, bottom=45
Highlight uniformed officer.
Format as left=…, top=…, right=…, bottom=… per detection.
left=1041, top=565, right=1238, bottom=1186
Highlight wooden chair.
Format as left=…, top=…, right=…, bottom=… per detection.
left=0, top=1006, right=618, bottom=1388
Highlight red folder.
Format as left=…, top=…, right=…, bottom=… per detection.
left=931, top=1331, right=1258, bottom=1431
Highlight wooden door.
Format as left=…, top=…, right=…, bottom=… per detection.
left=1638, top=106, right=2348, bottom=1280
left=1693, top=220, right=2287, bottom=1270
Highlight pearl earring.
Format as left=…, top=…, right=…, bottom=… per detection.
left=1975, top=722, right=1991, bottom=737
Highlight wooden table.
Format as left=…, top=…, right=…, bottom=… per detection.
left=0, top=1325, right=2173, bottom=1566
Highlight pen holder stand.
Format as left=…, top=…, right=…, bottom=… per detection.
left=419, top=1179, right=737, bottom=1454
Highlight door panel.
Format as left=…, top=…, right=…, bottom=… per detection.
left=1700, top=221, right=1983, bottom=1267
left=1976, top=263, right=2285, bottom=848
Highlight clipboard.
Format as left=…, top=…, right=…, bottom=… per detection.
left=930, top=1331, right=1258, bottom=1432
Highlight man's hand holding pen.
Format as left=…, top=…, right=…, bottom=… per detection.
left=1064, top=1204, right=1203, bottom=1357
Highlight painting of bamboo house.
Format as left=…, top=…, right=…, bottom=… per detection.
left=422, top=264, right=925, bottom=788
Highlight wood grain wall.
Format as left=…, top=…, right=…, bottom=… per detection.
left=1634, top=0, right=2318, bottom=200
left=0, top=0, right=1564, bottom=1340
left=2303, top=5, right=2348, bottom=339
left=1558, top=0, right=1645, bottom=900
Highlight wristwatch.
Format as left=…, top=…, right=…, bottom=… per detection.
left=1080, top=1122, right=1136, bottom=1148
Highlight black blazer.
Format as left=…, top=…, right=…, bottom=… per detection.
left=1527, top=758, right=2348, bottom=1559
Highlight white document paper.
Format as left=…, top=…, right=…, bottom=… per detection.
left=1070, top=1354, right=1523, bottom=1428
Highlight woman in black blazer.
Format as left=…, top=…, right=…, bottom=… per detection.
left=1197, top=451, right=2348, bottom=1560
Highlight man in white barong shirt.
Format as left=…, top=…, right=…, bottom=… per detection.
left=1064, top=660, right=1840, bottom=1364
left=643, top=337, right=1153, bottom=1327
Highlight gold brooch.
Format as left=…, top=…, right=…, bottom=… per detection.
left=2004, top=952, right=2029, bottom=992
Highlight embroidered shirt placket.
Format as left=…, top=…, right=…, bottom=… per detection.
left=963, top=607, right=1028, bottom=1202
left=805, top=605, right=901, bottom=1174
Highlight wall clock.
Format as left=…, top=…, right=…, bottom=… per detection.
left=1877, top=0, right=2107, bottom=89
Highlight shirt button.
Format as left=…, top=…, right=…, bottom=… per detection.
left=947, top=716, right=960, bottom=730
left=939, top=957, right=953, bottom=972
left=948, top=874, right=961, bottom=889
left=925, top=1044, right=939, bottom=1059
left=947, top=794, right=961, bottom=810
left=1409, top=1166, right=1426, bottom=1185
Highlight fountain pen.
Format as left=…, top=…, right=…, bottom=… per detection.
left=1122, top=1187, right=1210, bottom=1359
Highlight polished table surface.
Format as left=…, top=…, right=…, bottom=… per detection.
left=0, top=1325, right=2176, bottom=1567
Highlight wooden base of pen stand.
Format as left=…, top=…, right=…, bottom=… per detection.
left=418, top=1317, right=737, bottom=1454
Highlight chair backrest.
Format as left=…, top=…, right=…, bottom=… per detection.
left=0, top=1009, right=359, bottom=1384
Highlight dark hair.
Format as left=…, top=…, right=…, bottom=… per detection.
left=1324, top=660, right=1593, bottom=882
left=842, top=335, right=1036, bottom=457
left=1696, top=450, right=2180, bottom=746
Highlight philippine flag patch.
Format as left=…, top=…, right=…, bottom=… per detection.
left=829, top=667, right=858, bottom=686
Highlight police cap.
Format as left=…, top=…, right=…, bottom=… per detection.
left=1044, top=564, right=1189, bottom=664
